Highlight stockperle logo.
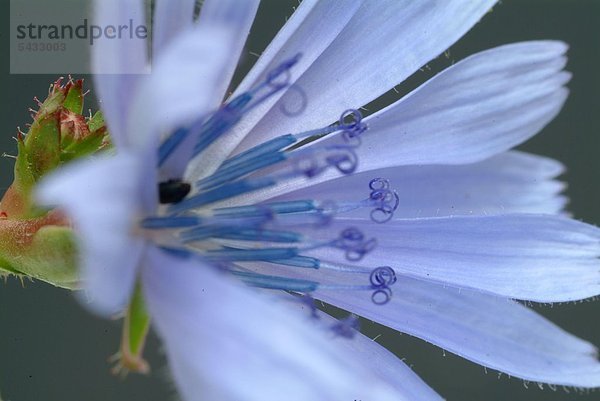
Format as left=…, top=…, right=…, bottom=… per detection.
left=10, top=0, right=150, bottom=74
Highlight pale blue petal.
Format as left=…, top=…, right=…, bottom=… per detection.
left=270, top=151, right=567, bottom=217
left=232, top=0, right=497, bottom=151
left=288, top=214, right=600, bottom=302
left=36, top=154, right=145, bottom=316
left=142, top=247, right=405, bottom=401
left=279, top=298, right=444, bottom=401
left=347, top=42, right=570, bottom=167
left=225, top=41, right=570, bottom=206
left=239, top=259, right=600, bottom=386
left=187, top=0, right=495, bottom=179
left=233, top=0, right=362, bottom=97
left=92, top=0, right=149, bottom=149
left=315, top=278, right=600, bottom=388
left=153, top=0, right=197, bottom=57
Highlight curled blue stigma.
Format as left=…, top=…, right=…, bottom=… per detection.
left=370, top=266, right=397, bottom=305
left=333, top=227, right=377, bottom=261
left=369, top=178, right=400, bottom=223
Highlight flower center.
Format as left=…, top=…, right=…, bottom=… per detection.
left=145, top=55, right=399, bottom=305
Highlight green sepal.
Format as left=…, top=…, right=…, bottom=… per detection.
left=88, top=111, right=105, bottom=133
left=14, top=138, right=36, bottom=192
left=7, top=138, right=38, bottom=217
left=62, top=79, right=84, bottom=114
left=24, top=111, right=61, bottom=180
left=36, top=84, right=65, bottom=119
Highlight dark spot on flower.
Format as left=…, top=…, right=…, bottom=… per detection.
left=159, top=179, right=191, bottom=204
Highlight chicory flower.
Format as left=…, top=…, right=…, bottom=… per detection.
left=37, top=0, right=600, bottom=399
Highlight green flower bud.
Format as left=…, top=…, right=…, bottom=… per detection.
left=0, top=77, right=111, bottom=287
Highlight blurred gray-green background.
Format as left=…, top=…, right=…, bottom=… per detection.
left=1, top=1, right=599, bottom=400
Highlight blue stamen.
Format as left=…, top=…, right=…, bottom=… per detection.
left=291, top=125, right=339, bottom=142
left=158, top=127, right=191, bottom=167
left=269, top=255, right=321, bottom=269
left=179, top=225, right=235, bottom=242
left=216, top=228, right=301, bottom=243
left=168, top=177, right=275, bottom=214
left=193, top=93, right=252, bottom=156
left=214, top=200, right=317, bottom=218
left=220, top=134, right=297, bottom=169
left=231, top=270, right=318, bottom=292
left=181, top=227, right=302, bottom=243
left=141, top=216, right=201, bottom=229
left=157, top=246, right=193, bottom=259
left=205, top=246, right=298, bottom=262
left=265, top=208, right=334, bottom=228
left=317, top=260, right=368, bottom=273
left=199, top=151, right=287, bottom=190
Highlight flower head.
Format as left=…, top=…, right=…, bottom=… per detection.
left=35, top=0, right=600, bottom=399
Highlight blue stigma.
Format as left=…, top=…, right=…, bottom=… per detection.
left=148, top=57, right=400, bottom=306
left=332, top=227, right=377, bottom=261
left=369, top=266, right=397, bottom=305
left=368, top=178, right=400, bottom=223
